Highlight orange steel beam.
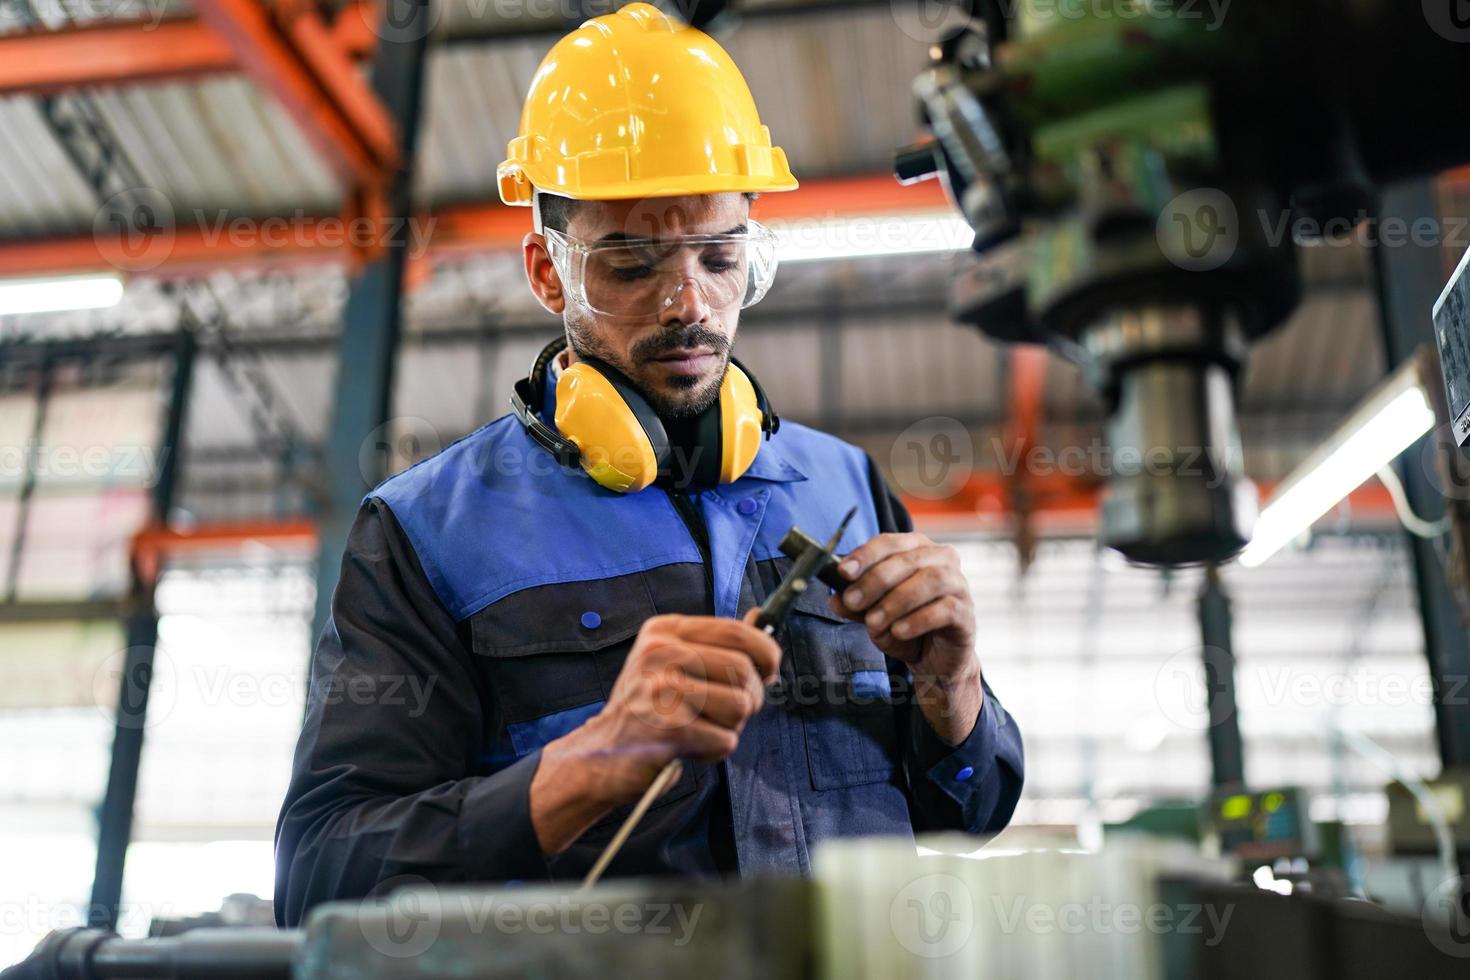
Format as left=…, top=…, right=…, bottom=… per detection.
left=194, top=0, right=397, bottom=190
left=2, top=220, right=356, bottom=279
left=0, top=174, right=945, bottom=278
left=0, top=9, right=377, bottom=96
left=131, top=518, right=318, bottom=584
left=906, top=474, right=1400, bottom=528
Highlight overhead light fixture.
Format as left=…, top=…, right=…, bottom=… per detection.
left=772, top=212, right=974, bottom=263
left=0, top=274, right=125, bottom=316
left=1239, top=355, right=1436, bottom=568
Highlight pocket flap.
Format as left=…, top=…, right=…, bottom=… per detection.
left=470, top=574, right=657, bottom=656
left=787, top=579, right=849, bottom=622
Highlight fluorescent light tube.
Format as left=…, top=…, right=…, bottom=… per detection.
left=0, top=274, right=125, bottom=316
left=772, top=212, right=974, bottom=263
left=1240, top=358, right=1435, bottom=568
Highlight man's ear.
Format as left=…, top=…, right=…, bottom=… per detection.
left=523, top=232, right=565, bottom=315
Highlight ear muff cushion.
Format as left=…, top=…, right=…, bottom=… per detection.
left=554, top=362, right=663, bottom=492
left=719, top=362, right=765, bottom=483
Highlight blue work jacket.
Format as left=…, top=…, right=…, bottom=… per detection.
left=274, top=369, right=1024, bottom=927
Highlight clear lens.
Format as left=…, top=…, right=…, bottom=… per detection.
left=547, top=222, right=778, bottom=318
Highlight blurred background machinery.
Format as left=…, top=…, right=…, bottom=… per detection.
left=1, top=0, right=1469, bottom=972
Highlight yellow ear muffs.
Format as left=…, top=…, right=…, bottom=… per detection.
left=511, top=338, right=779, bottom=493
left=719, top=361, right=765, bottom=484
left=554, top=362, right=664, bottom=493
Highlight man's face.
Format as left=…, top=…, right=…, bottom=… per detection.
left=557, top=193, right=750, bottom=419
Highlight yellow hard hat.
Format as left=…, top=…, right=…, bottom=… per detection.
left=497, top=2, right=798, bottom=206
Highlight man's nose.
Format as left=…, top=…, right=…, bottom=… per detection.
left=658, top=278, right=712, bottom=327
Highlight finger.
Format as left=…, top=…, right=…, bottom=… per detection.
left=836, top=532, right=930, bottom=583
left=861, top=564, right=968, bottom=634
left=666, top=716, right=741, bottom=763
left=653, top=641, right=763, bottom=690
left=887, top=594, right=974, bottom=646
left=839, top=545, right=956, bottom=615
left=827, top=590, right=862, bottom=621
left=663, top=616, right=781, bottom=681
left=685, top=678, right=759, bottom=730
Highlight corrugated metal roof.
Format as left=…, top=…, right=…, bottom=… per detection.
left=0, top=80, right=340, bottom=238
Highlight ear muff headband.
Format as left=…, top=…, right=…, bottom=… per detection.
left=511, top=337, right=778, bottom=493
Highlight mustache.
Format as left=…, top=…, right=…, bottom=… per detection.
left=631, top=326, right=731, bottom=362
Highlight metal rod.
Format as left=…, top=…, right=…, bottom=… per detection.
left=1199, top=564, right=1245, bottom=788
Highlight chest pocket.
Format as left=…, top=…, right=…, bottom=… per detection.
left=782, top=581, right=901, bottom=791
left=468, top=571, right=702, bottom=827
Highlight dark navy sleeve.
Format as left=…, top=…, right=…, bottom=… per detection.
left=864, top=454, right=1025, bottom=836
left=274, top=498, right=549, bottom=927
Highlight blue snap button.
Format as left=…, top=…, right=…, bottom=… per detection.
left=580, top=611, right=601, bottom=630
left=737, top=497, right=758, bottom=516
left=955, top=766, right=975, bottom=782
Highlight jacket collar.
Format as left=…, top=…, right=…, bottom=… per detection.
left=538, top=356, right=805, bottom=485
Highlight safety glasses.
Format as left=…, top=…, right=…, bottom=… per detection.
left=542, top=221, right=779, bottom=320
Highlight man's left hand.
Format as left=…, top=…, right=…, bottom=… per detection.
left=827, top=532, right=984, bottom=745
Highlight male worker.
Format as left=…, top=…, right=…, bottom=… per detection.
left=275, top=3, right=1022, bottom=927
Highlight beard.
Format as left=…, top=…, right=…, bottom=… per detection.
left=566, top=313, right=731, bottom=420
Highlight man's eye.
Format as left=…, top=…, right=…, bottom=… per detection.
left=610, top=265, right=654, bottom=281
left=703, top=258, right=738, bottom=274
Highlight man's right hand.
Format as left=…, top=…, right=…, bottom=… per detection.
left=528, top=611, right=780, bottom=855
